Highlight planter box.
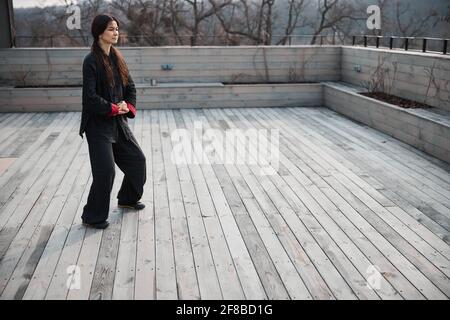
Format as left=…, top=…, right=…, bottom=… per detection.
left=323, top=82, right=450, bottom=163
left=341, top=46, right=450, bottom=111
left=2, top=79, right=448, bottom=164
left=0, top=46, right=341, bottom=87
left=0, top=82, right=323, bottom=112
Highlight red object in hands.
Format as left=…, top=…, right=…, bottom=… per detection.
left=126, top=102, right=137, bottom=117
left=107, top=103, right=120, bottom=117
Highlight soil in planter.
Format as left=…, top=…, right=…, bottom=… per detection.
left=360, top=92, right=431, bottom=109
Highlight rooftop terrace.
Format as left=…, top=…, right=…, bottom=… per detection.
left=0, top=45, right=449, bottom=300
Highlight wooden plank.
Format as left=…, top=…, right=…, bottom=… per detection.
left=21, top=144, right=90, bottom=299
left=0, top=46, right=340, bottom=56
left=341, top=49, right=450, bottom=72
left=159, top=109, right=200, bottom=299
left=197, top=109, right=320, bottom=300
left=0, top=112, right=67, bottom=203
left=231, top=108, right=407, bottom=299
left=241, top=108, right=425, bottom=299
left=177, top=109, right=245, bottom=300
left=44, top=175, right=92, bottom=299
left=287, top=107, right=450, bottom=255
left=181, top=109, right=267, bottom=299
left=134, top=110, right=156, bottom=300
left=340, top=64, right=450, bottom=88
left=211, top=165, right=293, bottom=299
left=0, top=158, right=16, bottom=177
left=1, top=106, right=448, bottom=300
left=298, top=107, right=450, bottom=228
left=0, top=114, right=53, bottom=159
left=71, top=119, right=138, bottom=300
left=0, top=112, right=46, bottom=156
left=378, top=189, right=450, bottom=242
left=65, top=214, right=106, bottom=299
left=137, top=100, right=319, bottom=110
left=313, top=103, right=450, bottom=195
left=136, top=93, right=322, bottom=104
left=0, top=113, right=18, bottom=127
left=0, top=114, right=78, bottom=278
left=0, top=60, right=340, bottom=73
left=88, top=117, right=139, bottom=300
left=167, top=110, right=223, bottom=299
left=0, top=115, right=84, bottom=298
left=324, top=86, right=450, bottom=180
left=340, top=55, right=450, bottom=81
left=0, top=50, right=340, bottom=65
left=214, top=110, right=377, bottom=299
left=0, top=84, right=322, bottom=98
left=256, top=108, right=436, bottom=302
left=262, top=107, right=450, bottom=299
left=313, top=107, right=450, bottom=202
left=71, top=175, right=124, bottom=300
left=0, top=113, right=77, bottom=235
left=112, top=116, right=143, bottom=300
left=282, top=106, right=450, bottom=236
left=1, top=67, right=337, bottom=83
left=152, top=110, right=177, bottom=300
left=112, top=218, right=138, bottom=300
left=326, top=174, right=449, bottom=299
left=0, top=113, right=35, bottom=148
left=205, top=108, right=360, bottom=300
left=312, top=109, right=450, bottom=245
left=195, top=111, right=300, bottom=299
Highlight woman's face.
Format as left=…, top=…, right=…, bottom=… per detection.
left=100, top=20, right=119, bottom=45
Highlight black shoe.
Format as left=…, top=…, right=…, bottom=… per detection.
left=82, top=220, right=110, bottom=229
left=118, top=201, right=145, bottom=210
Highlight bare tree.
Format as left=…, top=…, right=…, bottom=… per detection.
left=13, top=0, right=449, bottom=48
left=25, top=0, right=109, bottom=47
left=394, top=1, right=438, bottom=38
left=424, top=62, right=445, bottom=105
left=111, top=0, right=174, bottom=46
left=167, top=0, right=189, bottom=45
left=361, top=54, right=399, bottom=95
left=309, top=0, right=366, bottom=45
left=211, top=0, right=278, bottom=45
left=180, top=0, right=233, bottom=45
left=275, top=0, right=308, bottom=45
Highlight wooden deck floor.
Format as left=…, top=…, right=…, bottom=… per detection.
left=0, top=107, right=449, bottom=300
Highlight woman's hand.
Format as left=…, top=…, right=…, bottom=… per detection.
left=117, top=101, right=129, bottom=114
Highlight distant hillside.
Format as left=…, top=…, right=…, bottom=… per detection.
left=11, top=0, right=450, bottom=47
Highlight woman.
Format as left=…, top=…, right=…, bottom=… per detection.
left=79, top=14, right=146, bottom=229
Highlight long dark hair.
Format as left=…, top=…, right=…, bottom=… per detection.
left=91, top=14, right=129, bottom=87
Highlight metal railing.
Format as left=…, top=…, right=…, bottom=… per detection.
left=13, top=33, right=447, bottom=54
left=352, top=35, right=448, bottom=55
left=12, top=34, right=348, bottom=47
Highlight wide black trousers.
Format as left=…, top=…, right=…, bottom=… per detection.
left=82, top=126, right=146, bottom=224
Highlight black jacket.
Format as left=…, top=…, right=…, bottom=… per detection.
left=79, top=51, right=137, bottom=141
